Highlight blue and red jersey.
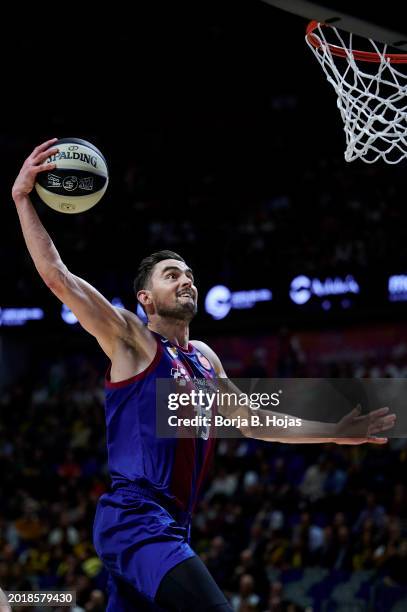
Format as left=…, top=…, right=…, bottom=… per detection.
left=104, top=332, right=216, bottom=513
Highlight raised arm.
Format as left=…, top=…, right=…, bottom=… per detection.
left=11, top=139, right=152, bottom=360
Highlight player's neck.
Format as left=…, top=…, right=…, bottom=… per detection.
left=148, top=320, right=190, bottom=350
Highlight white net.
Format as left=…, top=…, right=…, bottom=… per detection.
left=306, top=22, right=407, bottom=164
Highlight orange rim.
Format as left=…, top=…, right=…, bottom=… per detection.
left=306, top=20, right=407, bottom=64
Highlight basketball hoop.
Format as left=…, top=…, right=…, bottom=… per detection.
left=306, top=20, right=407, bottom=164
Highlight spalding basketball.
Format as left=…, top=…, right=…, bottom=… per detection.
left=35, top=138, right=109, bottom=214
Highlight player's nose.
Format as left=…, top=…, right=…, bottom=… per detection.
left=180, top=274, right=192, bottom=287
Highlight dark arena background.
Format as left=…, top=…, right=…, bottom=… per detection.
left=2, top=2, right=407, bottom=610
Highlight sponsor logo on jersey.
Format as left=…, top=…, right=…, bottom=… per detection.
left=197, top=352, right=212, bottom=371
left=170, top=363, right=191, bottom=386
left=167, top=346, right=178, bottom=359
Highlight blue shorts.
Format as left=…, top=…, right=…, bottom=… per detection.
left=93, top=483, right=195, bottom=609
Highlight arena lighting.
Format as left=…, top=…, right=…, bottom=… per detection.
left=0, top=307, right=44, bottom=326
left=112, top=297, right=125, bottom=309
left=388, top=274, right=407, bottom=301
left=61, top=304, right=78, bottom=325
left=289, top=275, right=360, bottom=305
left=205, top=285, right=273, bottom=320
left=61, top=297, right=125, bottom=325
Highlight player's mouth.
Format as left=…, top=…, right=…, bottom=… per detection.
left=177, top=291, right=195, bottom=301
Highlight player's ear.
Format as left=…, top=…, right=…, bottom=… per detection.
left=137, top=290, right=152, bottom=307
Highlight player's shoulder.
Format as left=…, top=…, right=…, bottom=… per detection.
left=119, top=306, right=148, bottom=330
left=190, top=339, right=214, bottom=355
left=118, top=308, right=156, bottom=348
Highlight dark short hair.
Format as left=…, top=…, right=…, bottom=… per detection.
left=133, top=250, right=185, bottom=298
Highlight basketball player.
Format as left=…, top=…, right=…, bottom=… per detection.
left=11, top=139, right=396, bottom=611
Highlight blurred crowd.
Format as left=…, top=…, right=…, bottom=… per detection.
left=1, top=347, right=407, bottom=611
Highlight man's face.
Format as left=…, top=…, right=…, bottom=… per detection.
left=143, top=259, right=198, bottom=321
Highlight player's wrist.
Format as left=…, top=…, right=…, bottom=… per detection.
left=12, top=190, right=31, bottom=205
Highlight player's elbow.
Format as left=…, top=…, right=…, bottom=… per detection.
left=43, top=265, right=70, bottom=295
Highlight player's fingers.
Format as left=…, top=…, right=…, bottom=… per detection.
left=367, top=436, right=388, bottom=445
left=33, top=147, right=59, bottom=164
left=368, top=406, right=390, bottom=418
left=33, top=161, right=56, bottom=174
left=368, top=415, right=396, bottom=434
left=354, top=407, right=390, bottom=422
left=32, top=138, right=58, bottom=157
left=371, top=414, right=396, bottom=427
left=348, top=405, right=362, bottom=418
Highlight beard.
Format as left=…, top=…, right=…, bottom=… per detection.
left=155, top=297, right=198, bottom=322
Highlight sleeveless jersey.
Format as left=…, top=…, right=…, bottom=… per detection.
left=104, top=332, right=217, bottom=513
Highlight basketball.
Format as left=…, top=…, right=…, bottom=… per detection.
left=34, top=138, right=109, bottom=214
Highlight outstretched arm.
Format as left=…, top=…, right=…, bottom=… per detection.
left=12, top=139, right=63, bottom=283
left=192, top=341, right=396, bottom=445
left=12, top=139, right=152, bottom=359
